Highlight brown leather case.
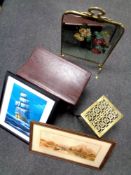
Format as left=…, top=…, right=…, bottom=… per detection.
left=17, top=48, right=91, bottom=105
left=63, top=14, right=104, bottom=27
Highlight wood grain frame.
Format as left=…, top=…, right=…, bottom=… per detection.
left=30, top=121, right=115, bottom=169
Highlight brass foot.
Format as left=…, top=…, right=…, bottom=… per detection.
left=95, top=65, right=103, bottom=79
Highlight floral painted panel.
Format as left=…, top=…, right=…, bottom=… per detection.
left=61, top=14, right=124, bottom=65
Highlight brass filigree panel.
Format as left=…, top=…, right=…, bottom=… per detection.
left=81, top=96, right=123, bottom=138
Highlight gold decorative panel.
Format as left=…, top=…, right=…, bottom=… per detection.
left=81, top=96, right=123, bottom=138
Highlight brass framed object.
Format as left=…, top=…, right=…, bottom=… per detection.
left=81, top=95, right=123, bottom=138
left=61, top=7, right=124, bottom=71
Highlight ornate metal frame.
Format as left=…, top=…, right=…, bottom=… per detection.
left=61, top=7, right=125, bottom=75
left=80, top=95, right=124, bottom=138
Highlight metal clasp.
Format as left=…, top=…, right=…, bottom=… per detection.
left=88, top=7, right=106, bottom=18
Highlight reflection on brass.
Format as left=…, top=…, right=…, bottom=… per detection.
left=81, top=95, right=123, bottom=138
left=39, top=138, right=96, bottom=161
left=61, top=7, right=125, bottom=71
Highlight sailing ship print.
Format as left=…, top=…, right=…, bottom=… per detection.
left=5, top=92, right=30, bottom=137
left=15, top=93, right=30, bottom=123
left=4, top=82, right=49, bottom=140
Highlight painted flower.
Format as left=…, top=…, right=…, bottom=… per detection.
left=79, top=28, right=91, bottom=37
left=93, top=38, right=106, bottom=46
left=74, top=33, right=84, bottom=41
left=91, top=48, right=102, bottom=54
left=101, top=31, right=110, bottom=46
left=101, top=31, right=110, bottom=38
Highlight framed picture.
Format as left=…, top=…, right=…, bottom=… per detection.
left=0, top=71, right=57, bottom=143
left=61, top=7, right=124, bottom=71
left=30, top=122, right=115, bottom=169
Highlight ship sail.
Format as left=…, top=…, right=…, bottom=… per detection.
left=15, top=101, right=29, bottom=109
left=20, top=93, right=27, bottom=98
left=19, top=97, right=29, bottom=103
left=15, top=93, right=30, bottom=123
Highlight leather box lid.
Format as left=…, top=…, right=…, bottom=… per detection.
left=17, top=48, right=91, bottom=105
left=63, top=14, right=104, bottom=27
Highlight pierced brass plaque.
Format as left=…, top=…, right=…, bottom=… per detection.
left=81, top=95, right=123, bottom=138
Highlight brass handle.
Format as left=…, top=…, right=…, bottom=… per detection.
left=88, top=7, right=106, bottom=18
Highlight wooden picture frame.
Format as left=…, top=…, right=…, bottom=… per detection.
left=30, top=122, right=115, bottom=169
left=0, top=71, right=57, bottom=143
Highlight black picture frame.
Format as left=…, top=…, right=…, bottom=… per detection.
left=0, top=71, right=58, bottom=143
